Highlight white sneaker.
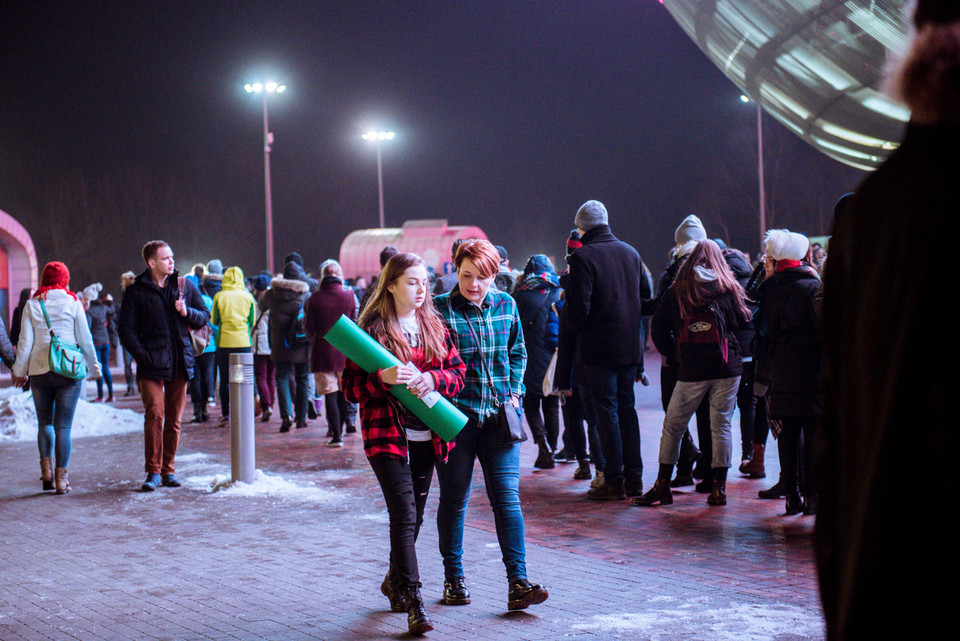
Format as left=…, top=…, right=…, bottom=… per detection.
left=590, top=471, right=605, bottom=490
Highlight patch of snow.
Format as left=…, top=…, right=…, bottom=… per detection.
left=184, top=468, right=342, bottom=503
left=0, top=387, right=142, bottom=442
left=572, top=600, right=824, bottom=640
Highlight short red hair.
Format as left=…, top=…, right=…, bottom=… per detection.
left=455, top=238, right=500, bottom=279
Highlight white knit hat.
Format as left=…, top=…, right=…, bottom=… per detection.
left=764, top=229, right=809, bottom=261
left=574, top=200, right=608, bottom=231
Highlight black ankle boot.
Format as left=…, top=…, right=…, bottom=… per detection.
left=533, top=437, right=555, bottom=469
left=507, top=578, right=549, bottom=610
left=759, top=478, right=787, bottom=499
left=403, top=585, right=434, bottom=634
left=785, top=491, right=802, bottom=515
left=380, top=570, right=404, bottom=612
left=707, top=480, right=727, bottom=506
left=631, top=478, right=673, bottom=506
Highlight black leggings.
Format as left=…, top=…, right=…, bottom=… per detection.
left=367, top=440, right=435, bottom=589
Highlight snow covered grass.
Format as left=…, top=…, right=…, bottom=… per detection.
left=572, top=597, right=824, bottom=640
left=0, top=387, right=142, bottom=442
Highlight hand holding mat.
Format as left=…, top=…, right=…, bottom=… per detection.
left=323, top=315, right=468, bottom=442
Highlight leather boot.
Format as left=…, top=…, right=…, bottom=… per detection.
left=380, top=570, right=404, bottom=613
left=707, top=479, right=727, bottom=506
left=55, top=467, right=71, bottom=494
left=533, top=437, right=555, bottom=469
left=631, top=478, right=673, bottom=506
left=40, top=457, right=55, bottom=491
left=403, top=585, right=434, bottom=635
left=740, top=444, right=766, bottom=478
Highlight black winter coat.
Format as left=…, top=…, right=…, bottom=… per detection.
left=260, top=276, right=311, bottom=364
left=118, top=269, right=210, bottom=381
left=753, top=266, right=822, bottom=419
left=722, top=249, right=757, bottom=359
left=651, top=287, right=745, bottom=382
left=513, top=283, right=561, bottom=393
left=565, top=225, right=651, bottom=367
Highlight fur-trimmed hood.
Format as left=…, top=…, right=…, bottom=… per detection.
left=269, top=276, right=310, bottom=294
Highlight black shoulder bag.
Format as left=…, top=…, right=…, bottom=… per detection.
left=463, top=311, right=527, bottom=444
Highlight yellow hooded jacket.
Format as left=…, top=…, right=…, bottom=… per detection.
left=211, top=267, right=256, bottom=348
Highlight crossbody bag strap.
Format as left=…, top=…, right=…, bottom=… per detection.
left=38, top=299, right=56, bottom=337
left=463, top=311, right=500, bottom=401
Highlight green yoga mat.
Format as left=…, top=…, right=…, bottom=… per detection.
left=324, top=314, right=468, bottom=442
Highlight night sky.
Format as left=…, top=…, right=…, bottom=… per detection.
left=0, top=1, right=866, bottom=290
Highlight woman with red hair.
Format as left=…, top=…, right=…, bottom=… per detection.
left=11, top=262, right=101, bottom=494
left=432, top=238, right=549, bottom=612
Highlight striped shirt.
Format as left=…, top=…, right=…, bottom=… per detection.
left=433, top=286, right=526, bottom=421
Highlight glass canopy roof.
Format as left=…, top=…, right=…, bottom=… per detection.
left=663, top=0, right=911, bottom=169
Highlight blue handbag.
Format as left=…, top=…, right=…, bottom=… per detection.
left=39, top=299, right=87, bottom=380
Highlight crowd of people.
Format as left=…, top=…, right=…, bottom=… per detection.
left=5, top=3, right=955, bottom=636
left=2, top=203, right=829, bottom=633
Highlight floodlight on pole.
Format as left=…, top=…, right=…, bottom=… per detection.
left=244, top=81, right=287, bottom=274
left=741, top=95, right=767, bottom=251
left=362, top=130, right=395, bottom=228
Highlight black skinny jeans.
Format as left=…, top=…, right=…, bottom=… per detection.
left=777, top=417, right=816, bottom=496
left=367, top=440, right=435, bottom=589
left=523, top=392, right=560, bottom=449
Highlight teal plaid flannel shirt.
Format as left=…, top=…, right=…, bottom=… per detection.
left=433, top=286, right=526, bottom=421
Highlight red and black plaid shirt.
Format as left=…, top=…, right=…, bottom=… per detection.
left=342, top=330, right=466, bottom=462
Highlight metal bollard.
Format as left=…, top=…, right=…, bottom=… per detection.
left=229, top=352, right=256, bottom=483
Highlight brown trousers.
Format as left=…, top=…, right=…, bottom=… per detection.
left=140, top=377, right=188, bottom=475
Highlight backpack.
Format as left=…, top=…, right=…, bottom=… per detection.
left=676, top=303, right=729, bottom=369
left=283, top=304, right=309, bottom=349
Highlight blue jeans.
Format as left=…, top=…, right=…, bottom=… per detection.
left=95, top=344, right=113, bottom=398
left=583, top=363, right=642, bottom=484
left=31, top=373, right=83, bottom=468
left=275, top=360, right=309, bottom=422
left=436, top=416, right=527, bottom=581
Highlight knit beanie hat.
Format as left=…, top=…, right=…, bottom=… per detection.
left=285, top=252, right=304, bottom=268
left=574, top=200, right=608, bottom=232
left=566, top=229, right=583, bottom=258
left=675, top=215, right=707, bottom=245
left=251, top=274, right=271, bottom=292
left=764, top=229, right=810, bottom=261
left=82, top=282, right=103, bottom=302
left=206, top=259, right=223, bottom=275
left=34, top=261, right=78, bottom=300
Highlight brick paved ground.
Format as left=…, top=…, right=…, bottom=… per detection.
left=1, top=353, right=824, bottom=640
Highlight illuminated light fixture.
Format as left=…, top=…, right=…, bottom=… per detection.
left=362, top=130, right=396, bottom=228
left=243, top=79, right=288, bottom=274
left=245, top=82, right=286, bottom=94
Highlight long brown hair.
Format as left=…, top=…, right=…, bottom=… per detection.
left=673, top=240, right=751, bottom=321
left=358, top=253, right=448, bottom=364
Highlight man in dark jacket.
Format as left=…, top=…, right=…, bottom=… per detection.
left=119, top=240, right=210, bottom=492
left=565, top=200, right=651, bottom=500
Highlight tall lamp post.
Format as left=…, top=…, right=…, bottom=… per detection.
left=362, top=130, right=395, bottom=228
left=741, top=94, right=767, bottom=251
left=244, top=81, right=286, bottom=274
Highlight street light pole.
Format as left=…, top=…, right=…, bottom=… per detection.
left=756, top=102, right=767, bottom=250
left=741, top=95, right=767, bottom=251
left=362, top=130, right=395, bottom=228
left=244, top=81, right=286, bottom=274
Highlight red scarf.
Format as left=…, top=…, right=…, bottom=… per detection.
left=774, top=260, right=802, bottom=272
